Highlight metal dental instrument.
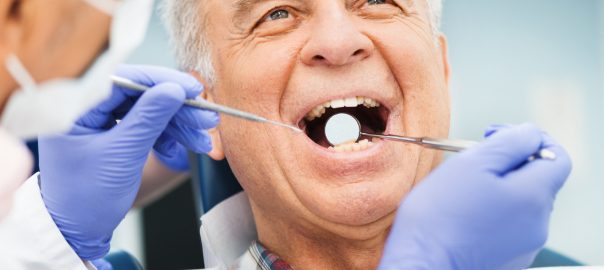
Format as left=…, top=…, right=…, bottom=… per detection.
left=361, top=133, right=476, bottom=152
left=111, top=76, right=302, bottom=133
left=325, top=113, right=556, bottom=160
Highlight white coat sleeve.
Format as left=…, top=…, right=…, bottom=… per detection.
left=0, top=173, right=95, bottom=270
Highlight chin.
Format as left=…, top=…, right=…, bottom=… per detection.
left=295, top=170, right=413, bottom=228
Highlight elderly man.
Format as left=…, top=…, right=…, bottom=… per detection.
left=14, top=0, right=570, bottom=269
left=158, top=0, right=571, bottom=269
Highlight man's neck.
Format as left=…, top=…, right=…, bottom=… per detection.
left=253, top=205, right=391, bottom=270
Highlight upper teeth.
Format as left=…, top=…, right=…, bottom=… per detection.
left=305, top=97, right=380, bottom=121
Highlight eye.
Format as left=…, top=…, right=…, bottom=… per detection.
left=265, top=9, right=290, bottom=21
left=367, top=0, right=387, bottom=5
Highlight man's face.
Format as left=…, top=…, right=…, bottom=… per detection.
left=204, top=0, right=450, bottom=238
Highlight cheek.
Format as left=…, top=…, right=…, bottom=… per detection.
left=370, top=25, right=450, bottom=136
left=218, top=38, right=302, bottom=113
left=213, top=38, right=305, bottom=184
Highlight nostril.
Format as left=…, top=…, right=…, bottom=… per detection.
left=352, top=49, right=364, bottom=56
left=313, top=55, right=326, bottom=62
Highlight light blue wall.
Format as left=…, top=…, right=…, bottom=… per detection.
left=443, top=0, right=604, bottom=265
left=121, top=0, right=604, bottom=266
left=126, top=6, right=176, bottom=68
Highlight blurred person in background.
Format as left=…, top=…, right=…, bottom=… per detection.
left=0, top=0, right=218, bottom=269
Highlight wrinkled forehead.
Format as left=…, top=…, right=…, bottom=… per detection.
left=219, top=0, right=429, bottom=10
left=202, top=0, right=432, bottom=28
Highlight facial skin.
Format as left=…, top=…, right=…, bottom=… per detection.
left=0, top=0, right=112, bottom=112
left=201, top=0, right=451, bottom=268
left=0, top=0, right=110, bottom=220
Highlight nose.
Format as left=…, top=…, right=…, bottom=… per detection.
left=300, top=11, right=374, bottom=67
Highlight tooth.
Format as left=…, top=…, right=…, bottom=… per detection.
left=342, top=144, right=353, bottom=152
left=362, top=98, right=377, bottom=108
left=312, top=109, right=321, bottom=118
left=323, top=101, right=331, bottom=108
left=357, top=96, right=364, bottom=104
left=357, top=140, right=365, bottom=150
left=359, top=139, right=368, bottom=147
left=352, top=143, right=361, bottom=151
left=331, top=99, right=345, bottom=108
left=344, top=97, right=358, bottom=107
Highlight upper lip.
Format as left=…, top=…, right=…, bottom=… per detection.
left=291, top=90, right=397, bottom=127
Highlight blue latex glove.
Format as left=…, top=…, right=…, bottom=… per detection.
left=378, top=123, right=572, bottom=270
left=91, top=259, right=113, bottom=270
left=38, top=65, right=219, bottom=260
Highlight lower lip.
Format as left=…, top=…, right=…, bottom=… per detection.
left=298, top=127, right=389, bottom=160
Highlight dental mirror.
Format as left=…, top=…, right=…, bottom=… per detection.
left=325, top=113, right=361, bottom=146
left=324, top=113, right=557, bottom=161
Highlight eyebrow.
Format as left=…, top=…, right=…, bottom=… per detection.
left=233, top=0, right=265, bottom=18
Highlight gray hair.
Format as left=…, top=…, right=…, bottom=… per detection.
left=160, top=0, right=443, bottom=84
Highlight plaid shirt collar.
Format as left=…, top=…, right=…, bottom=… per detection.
left=248, top=241, right=294, bottom=270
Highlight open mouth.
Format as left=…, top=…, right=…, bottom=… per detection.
left=298, top=97, right=389, bottom=152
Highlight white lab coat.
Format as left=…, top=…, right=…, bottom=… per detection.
left=0, top=174, right=93, bottom=270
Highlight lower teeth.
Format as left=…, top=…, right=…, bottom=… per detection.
left=328, top=139, right=375, bottom=152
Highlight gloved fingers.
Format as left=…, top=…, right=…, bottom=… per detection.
left=109, top=97, right=137, bottom=120
left=465, top=123, right=544, bottom=176
left=154, top=131, right=177, bottom=157
left=77, top=65, right=205, bottom=130
left=506, top=133, right=572, bottom=195
left=114, top=65, right=203, bottom=99
left=153, top=134, right=190, bottom=171
left=172, top=105, right=220, bottom=130
left=484, top=124, right=513, bottom=138
left=107, top=96, right=220, bottom=131
left=90, top=259, right=114, bottom=270
left=115, top=82, right=186, bottom=146
left=164, top=121, right=213, bottom=154
left=114, top=65, right=220, bottom=128
left=77, top=87, right=140, bottom=129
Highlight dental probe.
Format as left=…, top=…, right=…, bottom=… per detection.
left=359, top=132, right=556, bottom=160
left=360, top=133, right=476, bottom=152
left=325, top=113, right=556, bottom=160
left=111, top=76, right=302, bottom=133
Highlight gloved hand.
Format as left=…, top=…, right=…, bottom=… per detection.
left=378, top=123, right=572, bottom=270
left=91, top=258, right=113, bottom=270
left=38, top=65, right=219, bottom=260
